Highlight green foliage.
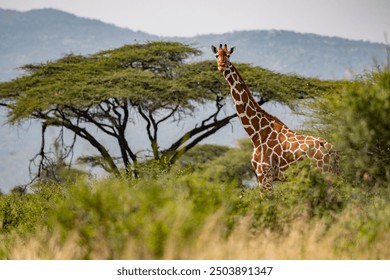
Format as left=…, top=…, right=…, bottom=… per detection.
left=205, top=139, right=253, bottom=186
left=332, top=187, right=390, bottom=257
left=280, top=160, right=347, bottom=220
left=223, top=160, right=349, bottom=235
left=46, top=172, right=237, bottom=259
left=0, top=42, right=201, bottom=122
left=0, top=183, right=64, bottom=235
left=236, top=63, right=341, bottom=105
left=0, top=45, right=335, bottom=120
left=181, top=139, right=253, bottom=187
left=0, top=147, right=352, bottom=259
left=1, top=154, right=390, bottom=259
left=313, top=69, right=390, bottom=187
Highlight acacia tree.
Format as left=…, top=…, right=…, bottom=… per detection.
left=0, top=42, right=335, bottom=181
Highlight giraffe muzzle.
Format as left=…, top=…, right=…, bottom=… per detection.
left=218, top=64, right=226, bottom=72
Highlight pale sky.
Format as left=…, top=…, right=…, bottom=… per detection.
left=0, top=0, right=389, bottom=43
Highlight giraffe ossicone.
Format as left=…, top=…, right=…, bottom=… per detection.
left=212, top=44, right=339, bottom=191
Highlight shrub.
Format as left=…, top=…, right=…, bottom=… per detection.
left=47, top=172, right=238, bottom=259
left=312, top=69, right=390, bottom=187
left=0, top=183, right=64, bottom=235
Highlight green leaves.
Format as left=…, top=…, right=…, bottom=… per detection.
left=0, top=41, right=337, bottom=123
left=312, top=68, right=390, bottom=187
left=0, top=42, right=201, bottom=122
left=233, top=63, right=339, bottom=105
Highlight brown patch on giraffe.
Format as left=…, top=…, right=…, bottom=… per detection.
left=227, top=76, right=235, bottom=85
left=235, top=83, right=244, bottom=92
left=250, top=118, right=260, bottom=131
left=267, top=139, right=279, bottom=148
left=299, top=143, right=309, bottom=151
left=260, top=117, right=269, bottom=128
left=290, top=141, right=299, bottom=151
left=278, top=133, right=287, bottom=143
left=282, top=141, right=291, bottom=150
left=273, top=144, right=282, bottom=155
left=313, top=149, right=322, bottom=160
left=307, top=148, right=316, bottom=158
left=241, top=93, right=249, bottom=103
left=241, top=116, right=250, bottom=126
left=269, top=131, right=278, bottom=141
left=272, top=122, right=283, bottom=132
left=317, top=137, right=326, bottom=143
left=232, top=90, right=240, bottom=101
left=313, top=141, right=321, bottom=149
left=305, top=140, right=315, bottom=147
left=235, top=104, right=245, bottom=114
left=260, top=127, right=272, bottom=142
left=280, top=158, right=288, bottom=168
left=252, top=135, right=260, bottom=147
left=246, top=126, right=255, bottom=136
left=246, top=105, right=256, bottom=116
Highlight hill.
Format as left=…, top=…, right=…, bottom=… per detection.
left=0, top=8, right=388, bottom=81
left=177, top=30, right=388, bottom=78
left=0, top=8, right=157, bottom=81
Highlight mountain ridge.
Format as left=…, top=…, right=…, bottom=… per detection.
left=1, top=8, right=388, bottom=81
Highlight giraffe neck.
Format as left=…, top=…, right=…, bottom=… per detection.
left=223, top=63, right=284, bottom=147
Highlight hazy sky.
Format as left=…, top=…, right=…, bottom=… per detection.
left=0, top=0, right=389, bottom=43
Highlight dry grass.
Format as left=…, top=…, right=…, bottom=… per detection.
left=6, top=212, right=390, bottom=260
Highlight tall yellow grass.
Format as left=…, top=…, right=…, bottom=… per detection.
left=6, top=210, right=390, bottom=260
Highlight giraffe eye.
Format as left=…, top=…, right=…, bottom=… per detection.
left=227, top=55, right=230, bottom=58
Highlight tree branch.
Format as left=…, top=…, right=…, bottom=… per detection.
left=156, top=105, right=179, bottom=125
left=163, top=111, right=237, bottom=157
left=37, top=110, right=121, bottom=176
left=167, top=113, right=237, bottom=164
left=70, top=106, right=118, bottom=137
left=29, top=122, right=48, bottom=180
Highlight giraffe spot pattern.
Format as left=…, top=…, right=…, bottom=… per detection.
left=221, top=62, right=339, bottom=191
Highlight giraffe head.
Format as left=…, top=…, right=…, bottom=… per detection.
left=211, top=44, right=236, bottom=72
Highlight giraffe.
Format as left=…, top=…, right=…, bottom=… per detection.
left=211, top=44, right=339, bottom=191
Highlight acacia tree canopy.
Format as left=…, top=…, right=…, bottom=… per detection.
left=0, top=41, right=337, bottom=181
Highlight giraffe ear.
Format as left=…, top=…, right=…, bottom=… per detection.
left=229, top=46, right=236, bottom=54
left=211, top=45, right=218, bottom=54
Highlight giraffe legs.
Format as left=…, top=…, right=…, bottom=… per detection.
left=252, top=161, right=274, bottom=191
left=257, top=171, right=274, bottom=191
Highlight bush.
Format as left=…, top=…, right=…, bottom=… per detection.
left=195, top=139, right=254, bottom=187
left=0, top=183, right=64, bottom=235
left=47, top=172, right=238, bottom=259
left=313, top=69, right=390, bottom=187
left=333, top=187, right=390, bottom=258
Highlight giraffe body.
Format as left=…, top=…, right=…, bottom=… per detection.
left=212, top=44, right=338, bottom=190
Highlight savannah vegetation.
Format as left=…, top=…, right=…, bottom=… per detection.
left=0, top=42, right=389, bottom=259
